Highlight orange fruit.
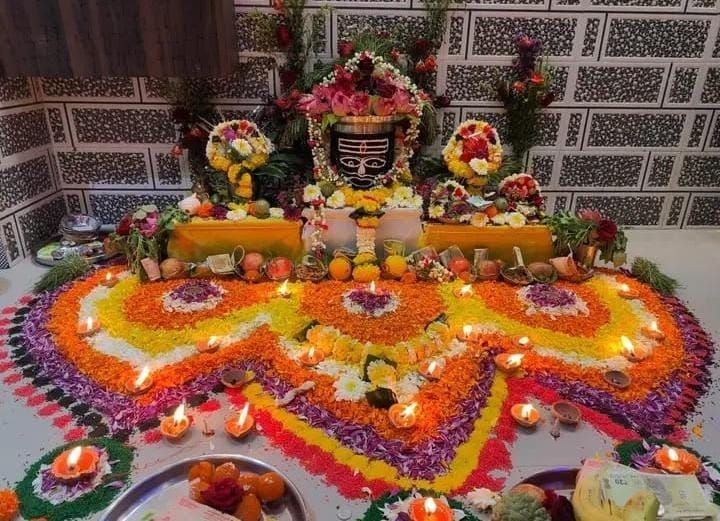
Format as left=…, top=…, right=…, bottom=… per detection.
left=213, top=462, right=239, bottom=483
left=234, top=493, right=262, bottom=521
left=188, top=461, right=215, bottom=484
left=328, top=256, right=352, bottom=281
left=485, top=205, right=499, bottom=218
left=189, top=479, right=211, bottom=502
left=236, top=471, right=260, bottom=495
left=256, top=472, right=285, bottom=502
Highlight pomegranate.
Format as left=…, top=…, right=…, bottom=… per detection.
left=266, top=257, right=293, bottom=280
left=448, top=256, right=471, bottom=275
left=242, top=252, right=265, bottom=273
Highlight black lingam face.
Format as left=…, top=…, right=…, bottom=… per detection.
left=331, top=129, right=395, bottom=189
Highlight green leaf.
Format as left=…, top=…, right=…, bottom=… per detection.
left=321, top=113, right=340, bottom=132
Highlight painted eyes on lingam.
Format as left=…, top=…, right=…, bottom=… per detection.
left=336, top=137, right=391, bottom=189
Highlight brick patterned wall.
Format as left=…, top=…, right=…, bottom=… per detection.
left=1, top=1, right=719, bottom=266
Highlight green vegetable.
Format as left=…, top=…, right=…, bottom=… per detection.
left=34, top=254, right=90, bottom=293
left=491, top=493, right=551, bottom=521
left=631, top=257, right=681, bottom=295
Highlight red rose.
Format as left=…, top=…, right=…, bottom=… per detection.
left=276, top=24, right=292, bottom=48
left=412, top=38, right=430, bottom=55
left=596, top=219, right=618, bottom=243
left=423, top=55, right=437, bottom=72
left=201, top=479, right=243, bottom=513
left=274, top=96, right=293, bottom=110
left=116, top=215, right=133, bottom=236
left=516, top=35, right=536, bottom=53
left=530, top=72, right=544, bottom=86
left=338, top=40, right=354, bottom=58
left=512, top=81, right=526, bottom=93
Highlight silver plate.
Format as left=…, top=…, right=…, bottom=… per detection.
left=100, top=454, right=308, bottom=521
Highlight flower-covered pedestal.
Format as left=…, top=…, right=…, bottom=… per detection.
left=167, top=219, right=304, bottom=262
left=420, top=224, right=554, bottom=265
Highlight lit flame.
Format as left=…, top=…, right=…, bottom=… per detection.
left=208, top=335, right=219, bottom=347
left=460, top=284, right=472, bottom=296
left=278, top=280, right=290, bottom=296
left=462, top=325, right=473, bottom=338
left=105, top=272, right=113, bottom=281
left=507, top=354, right=524, bottom=367
left=67, top=446, right=82, bottom=468
left=135, top=365, right=150, bottom=388
left=400, top=402, right=418, bottom=419
left=518, top=336, right=530, bottom=346
left=308, top=347, right=316, bottom=358
left=427, top=361, right=438, bottom=376
left=650, top=321, right=659, bottom=332
left=668, top=448, right=679, bottom=462
left=85, top=317, right=94, bottom=330
left=173, top=402, right=186, bottom=426
left=424, top=497, right=437, bottom=514
left=237, top=402, right=250, bottom=426
left=619, top=283, right=630, bottom=292
left=521, top=404, right=534, bottom=420
left=368, top=281, right=376, bottom=294
left=620, top=335, right=635, bottom=355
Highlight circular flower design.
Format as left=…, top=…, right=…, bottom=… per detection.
left=342, top=287, right=399, bottom=317
left=517, top=284, right=589, bottom=319
left=162, top=280, right=227, bottom=313
left=442, top=119, right=503, bottom=191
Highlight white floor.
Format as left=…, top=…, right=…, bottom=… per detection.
left=0, top=229, right=718, bottom=521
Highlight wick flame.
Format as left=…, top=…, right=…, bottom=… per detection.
left=105, top=272, right=113, bottom=281
left=507, top=354, right=524, bottom=367
left=620, top=335, right=634, bottom=354
left=135, top=365, right=150, bottom=388
left=173, top=402, right=186, bottom=426
left=67, top=446, right=82, bottom=468
left=462, top=325, right=473, bottom=337
left=278, top=280, right=290, bottom=295
left=427, top=361, right=438, bottom=375
left=86, top=317, right=94, bottom=330
left=308, top=347, right=315, bottom=358
left=208, top=335, right=219, bottom=347
left=668, top=448, right=679, bottom=462
left=620, top=283, right=630, bottom=292
left=518, top=336, right=530, bottom=346
left=368, top=281, right=376, bottom=294
left=400, top=402, right=418, bottom=419
left=521, top=404, right=533, bottom=420
left=424, top=497, right=437, bottom=514
left=650, top=321, right=659, bottom=332
left=460, top=284, right=472, bottom=296
left=237, top=402, right=250, bottom=426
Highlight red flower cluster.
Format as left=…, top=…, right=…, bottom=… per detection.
left=201, top=478, right=243, bottom=513
left=414, top=55, right=437, bottom=74
left=578, top=208, right=619, bottom=244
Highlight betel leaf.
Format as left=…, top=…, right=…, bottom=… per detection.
left=365, top=387, right=397, bottom=409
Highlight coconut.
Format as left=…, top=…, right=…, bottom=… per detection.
left=160, top=258, right=188, bottom=279
left=476, top=260, right=500, bottom=280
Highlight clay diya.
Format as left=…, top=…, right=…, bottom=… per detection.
left=298, top=346, right=324, bottom=367
left=221, top=369, right=255, bottom=389
left=620, top=336, right=650, bottom=362
left=77, top=316, right=100, bottom=337
left=225, top=402, right=255, bottom=440
left=125, top=365, right=153, bottom=395
left=419, top=359, right=444, bottom=381
left=51, top=445, right=99, bottom=483
left=160, top=402, right=191, bottom=441
left=494, top=353, right=524, bottom=373
left=511, top=403, right=540, bottom=428
left=101, top=271, right=118, bottom=288
left=618, top=283, right=640, bottom=300
left=641, top=321, right=665, bottom=342
left=655, top=446, right=701, bottom=475
left=603, top=369, right=631, bottom=389
left=388, top=402, right=419, bottom=429
left=196, top=335, right=222, bottom=354
left=408, top=497, right=453, bottom=521
left=515, top=335, right=532, bottom=349
left=552, top=401, right=581, bottom=426
left=453, top=284, right=474, bottom=298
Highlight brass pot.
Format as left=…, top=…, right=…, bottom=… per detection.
left=574, top=244, right=599, bottom=269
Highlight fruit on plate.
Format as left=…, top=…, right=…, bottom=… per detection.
left=266, top=257, right=293, bottom=280
left=234, top=493, right=262, bottom=521
left=383, top=255, right=408, bottom=278
left=214, top=462, right=240, bottom=482
left=329, top=256, right=353, bottom=281
left=491, top=492, right=550, bottom=521
left=256, top=472, right=285, bottom=502
left=188, top=461, right=215, bottom=483
left=189, top=479, right=211, bottom=502
left=236, top=471, right=260, bottom=495
left=242, top=252, right=265, bottom=272
left=448, top=256, right=471, bottom=275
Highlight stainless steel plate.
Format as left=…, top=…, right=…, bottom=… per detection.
left=100, top=454, right=308, bottom=521
left=520, top=467, right=579, bottom=494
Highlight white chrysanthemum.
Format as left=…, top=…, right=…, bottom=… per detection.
left=491, top=213, right=507, bottom=225
left=507, top=212, right=527, bottom=229
left=469, top=157, right=489, bottom=175
left=303, top=185, right=323, bottom=203
left=466, top=488, right=500, bottom=511
left=326, top=190, right=346, bottom=209
left=269, top=207, right=284, bottom=218
left=410, top=194, right=423, bottom=208
left=394, top=186, right=414, bottom=201
left=232, top=138, right=253, bottom=157
left=334, top=374, right=370, bottom=401
left=395, top=373, right=422, bottom=403
left=429, top=205, right=445, bottom=219
left=226, top=209, right=248, bottom=221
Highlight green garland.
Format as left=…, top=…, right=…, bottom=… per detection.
left=16, top=438, right=135, bottom=521
left=358, top=491, right=481, bottom=521
left=614, top=439, right=720, bottom=507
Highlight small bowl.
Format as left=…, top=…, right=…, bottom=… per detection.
left=221, top=369, right=255, bottom=389
left=552, top=400, right=581, bottom=425
left=603, top=370, right=631, bottom=389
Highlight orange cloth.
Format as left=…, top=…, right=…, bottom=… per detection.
left=420, top=224, right=553, bottom=264
left=167, top=220, right=304, bottom=262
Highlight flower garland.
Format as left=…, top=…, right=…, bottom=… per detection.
left=442, top=119, right=503, bottom=192
left=14, top=438, right=134, bottom=521
left=301, top=51, right=426, bottom=187
left=205, top=119, right=274, bottom=200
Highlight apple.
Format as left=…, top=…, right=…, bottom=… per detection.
left=448, top=256, right=471, bottom=275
